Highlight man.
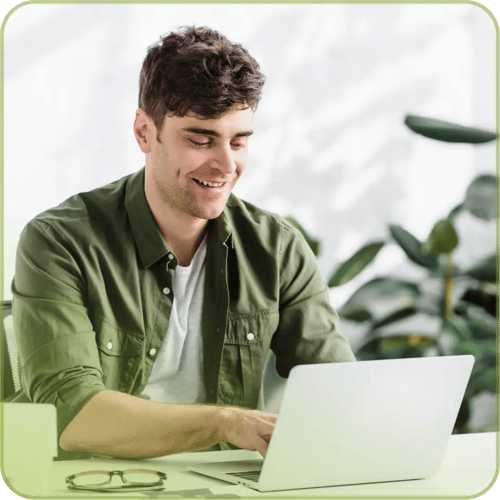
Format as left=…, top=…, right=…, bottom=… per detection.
left=11, top=26, right=355, bottom=460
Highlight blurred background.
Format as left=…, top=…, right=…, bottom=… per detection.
left=2, top=2, right=497, bottom=432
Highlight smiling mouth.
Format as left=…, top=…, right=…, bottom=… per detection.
left=193, top=178, right=225, bottom=188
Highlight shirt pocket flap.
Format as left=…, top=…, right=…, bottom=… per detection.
left=225, top=311, right=279, bottom=345
left=96, top=318, right=143, bottom=357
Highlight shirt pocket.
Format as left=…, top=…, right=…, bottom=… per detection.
left=95, top=317, right=144, bottom=393
left=218, top=311, right=279, bottom=408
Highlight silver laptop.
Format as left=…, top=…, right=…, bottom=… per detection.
left=189, top=355, right=474, bottom=492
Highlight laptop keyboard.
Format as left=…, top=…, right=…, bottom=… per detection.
left=227, top=470, right=261, bottom=482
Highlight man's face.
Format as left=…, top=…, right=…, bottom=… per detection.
left=145, top=104, right=253, bottom=221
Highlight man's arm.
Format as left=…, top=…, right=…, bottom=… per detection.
left=271, top=220, right=356, bottom=377
left=59, top=390, right=276, bottom=458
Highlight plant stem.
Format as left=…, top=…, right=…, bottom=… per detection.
left=445, top=251, right=454, bottom=321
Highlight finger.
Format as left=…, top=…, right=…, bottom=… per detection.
left=260, top=425, right=275, bottom=442
left=256, top=437, right=270, bottom=458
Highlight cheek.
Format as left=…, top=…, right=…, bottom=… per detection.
left=179, top=149, right=207, bottom=174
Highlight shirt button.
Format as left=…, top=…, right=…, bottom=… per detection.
left=149, top=348, right=157, bottom=357
left=107, top=341, right=113, bottom=350
left=163, top=287, right=170, bottom=295
left=247, top=333, right=255, bottom=341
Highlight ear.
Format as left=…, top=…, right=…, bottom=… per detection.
left=133, top=109, right=154, bottom=153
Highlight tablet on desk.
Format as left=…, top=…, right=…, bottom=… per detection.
left=2, top=402, right=58, bottom=496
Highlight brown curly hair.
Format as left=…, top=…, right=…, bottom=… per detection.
left=138, top=26, right=265, bottom=132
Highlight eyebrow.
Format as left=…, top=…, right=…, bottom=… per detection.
left=182, top=127, right=254, bottom=138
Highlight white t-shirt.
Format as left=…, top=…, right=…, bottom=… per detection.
left=140, top=236, right=207, bottom=404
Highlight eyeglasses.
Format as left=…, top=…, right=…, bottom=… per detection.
left=66, top=469, right=167, bottom=492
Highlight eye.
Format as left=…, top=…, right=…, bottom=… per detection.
left=189, top=139, right=211, bottom=147
left=231, top=140, right=247, bottom=150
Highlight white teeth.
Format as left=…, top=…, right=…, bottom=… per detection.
left=196, top=179, right=224, bottom=187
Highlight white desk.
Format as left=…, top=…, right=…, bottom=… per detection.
left=40, top=432, right=498, bottom=498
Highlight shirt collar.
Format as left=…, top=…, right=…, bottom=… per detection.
left=125, top=168, right=234, bottom=268
left=125, top=168, right=168, bottom=268
left=212, top=198, right=234, bottom=249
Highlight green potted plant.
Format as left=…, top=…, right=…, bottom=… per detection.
left=326, top=116, right=497, bottom=433
left=288, top=116, right=497, bottom=433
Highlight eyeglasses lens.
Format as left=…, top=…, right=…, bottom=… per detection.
left=72, top=472, right=110, bottom=487
left=123, top=471, right=162, bottom=484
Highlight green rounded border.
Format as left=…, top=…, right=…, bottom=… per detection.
left=0, top=1, right=498, bottom=499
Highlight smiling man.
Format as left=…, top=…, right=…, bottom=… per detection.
left=139, top=104, right=254, bottom=265
left=11, top=26, right=355, bottom=460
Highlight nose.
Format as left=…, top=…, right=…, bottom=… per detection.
left=212, top=143, right=237, bottom=174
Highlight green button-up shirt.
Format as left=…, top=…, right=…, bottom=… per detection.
left=12, top=167, right=355, bottom=454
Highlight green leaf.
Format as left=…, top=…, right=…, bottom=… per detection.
left=328, top=241, right=385, bottom=287
left=389, top=224, right=439, bottom=269
left=285, top=216, right=309, bottom=239
left=468, top=367, right=497, bottom=394
left=307, top=240, right=321, bottom=256
left=457, top=288, right=496, bottom=318
left=355, top=338, right=380, bottom=361
left=339, top=277, right=419, bottom=323
left=341, top=309, right=372, bottom=322
left=442, top=316, right=496, bottom=374
left=444, top=316, right=473, bottom=342
left=447, top=203, right=464, bottom=221
left=463, top=255, right=497, bottom=283
left=452, top=332, right=495, bottom=367
left=372, top=311, right=441, bottom=338
left=372, top=307, right=417, bottom=329
left=465, top=359, right=497, bottom=399
left=466, top=305, right=497, bottom=340
left=423, top=219, right=459, bottom=254
left=453, top=339, right=484, bottom=359
left=404, top=115, right=497, bottom=143
left=285, top=216, right=321, bottom=256
left=381, top=335, right=437, bottom=351
left=463, top=174, right=497, bottom=221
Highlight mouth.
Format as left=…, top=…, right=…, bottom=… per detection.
left=193, top=178, right=225, bottom=188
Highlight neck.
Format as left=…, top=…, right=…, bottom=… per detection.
left=144, top=181, right=209, bottom=268
left=161, top=219, right=208, bottom=267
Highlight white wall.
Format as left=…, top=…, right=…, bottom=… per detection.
left=3, top=2, right=497, bottom=310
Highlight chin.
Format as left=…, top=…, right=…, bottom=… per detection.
left=192, top=196, right=230, bottom=220
left=190, top=205, right=225, bottom=221
left=204, top=209, right=225, bottom=221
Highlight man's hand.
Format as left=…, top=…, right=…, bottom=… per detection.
left=219, top=407, right=278, bottom=457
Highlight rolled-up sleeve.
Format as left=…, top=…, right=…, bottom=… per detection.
left=271, top=221, right=356, bottom=378
left=12, top=219, right=106, bottom=438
